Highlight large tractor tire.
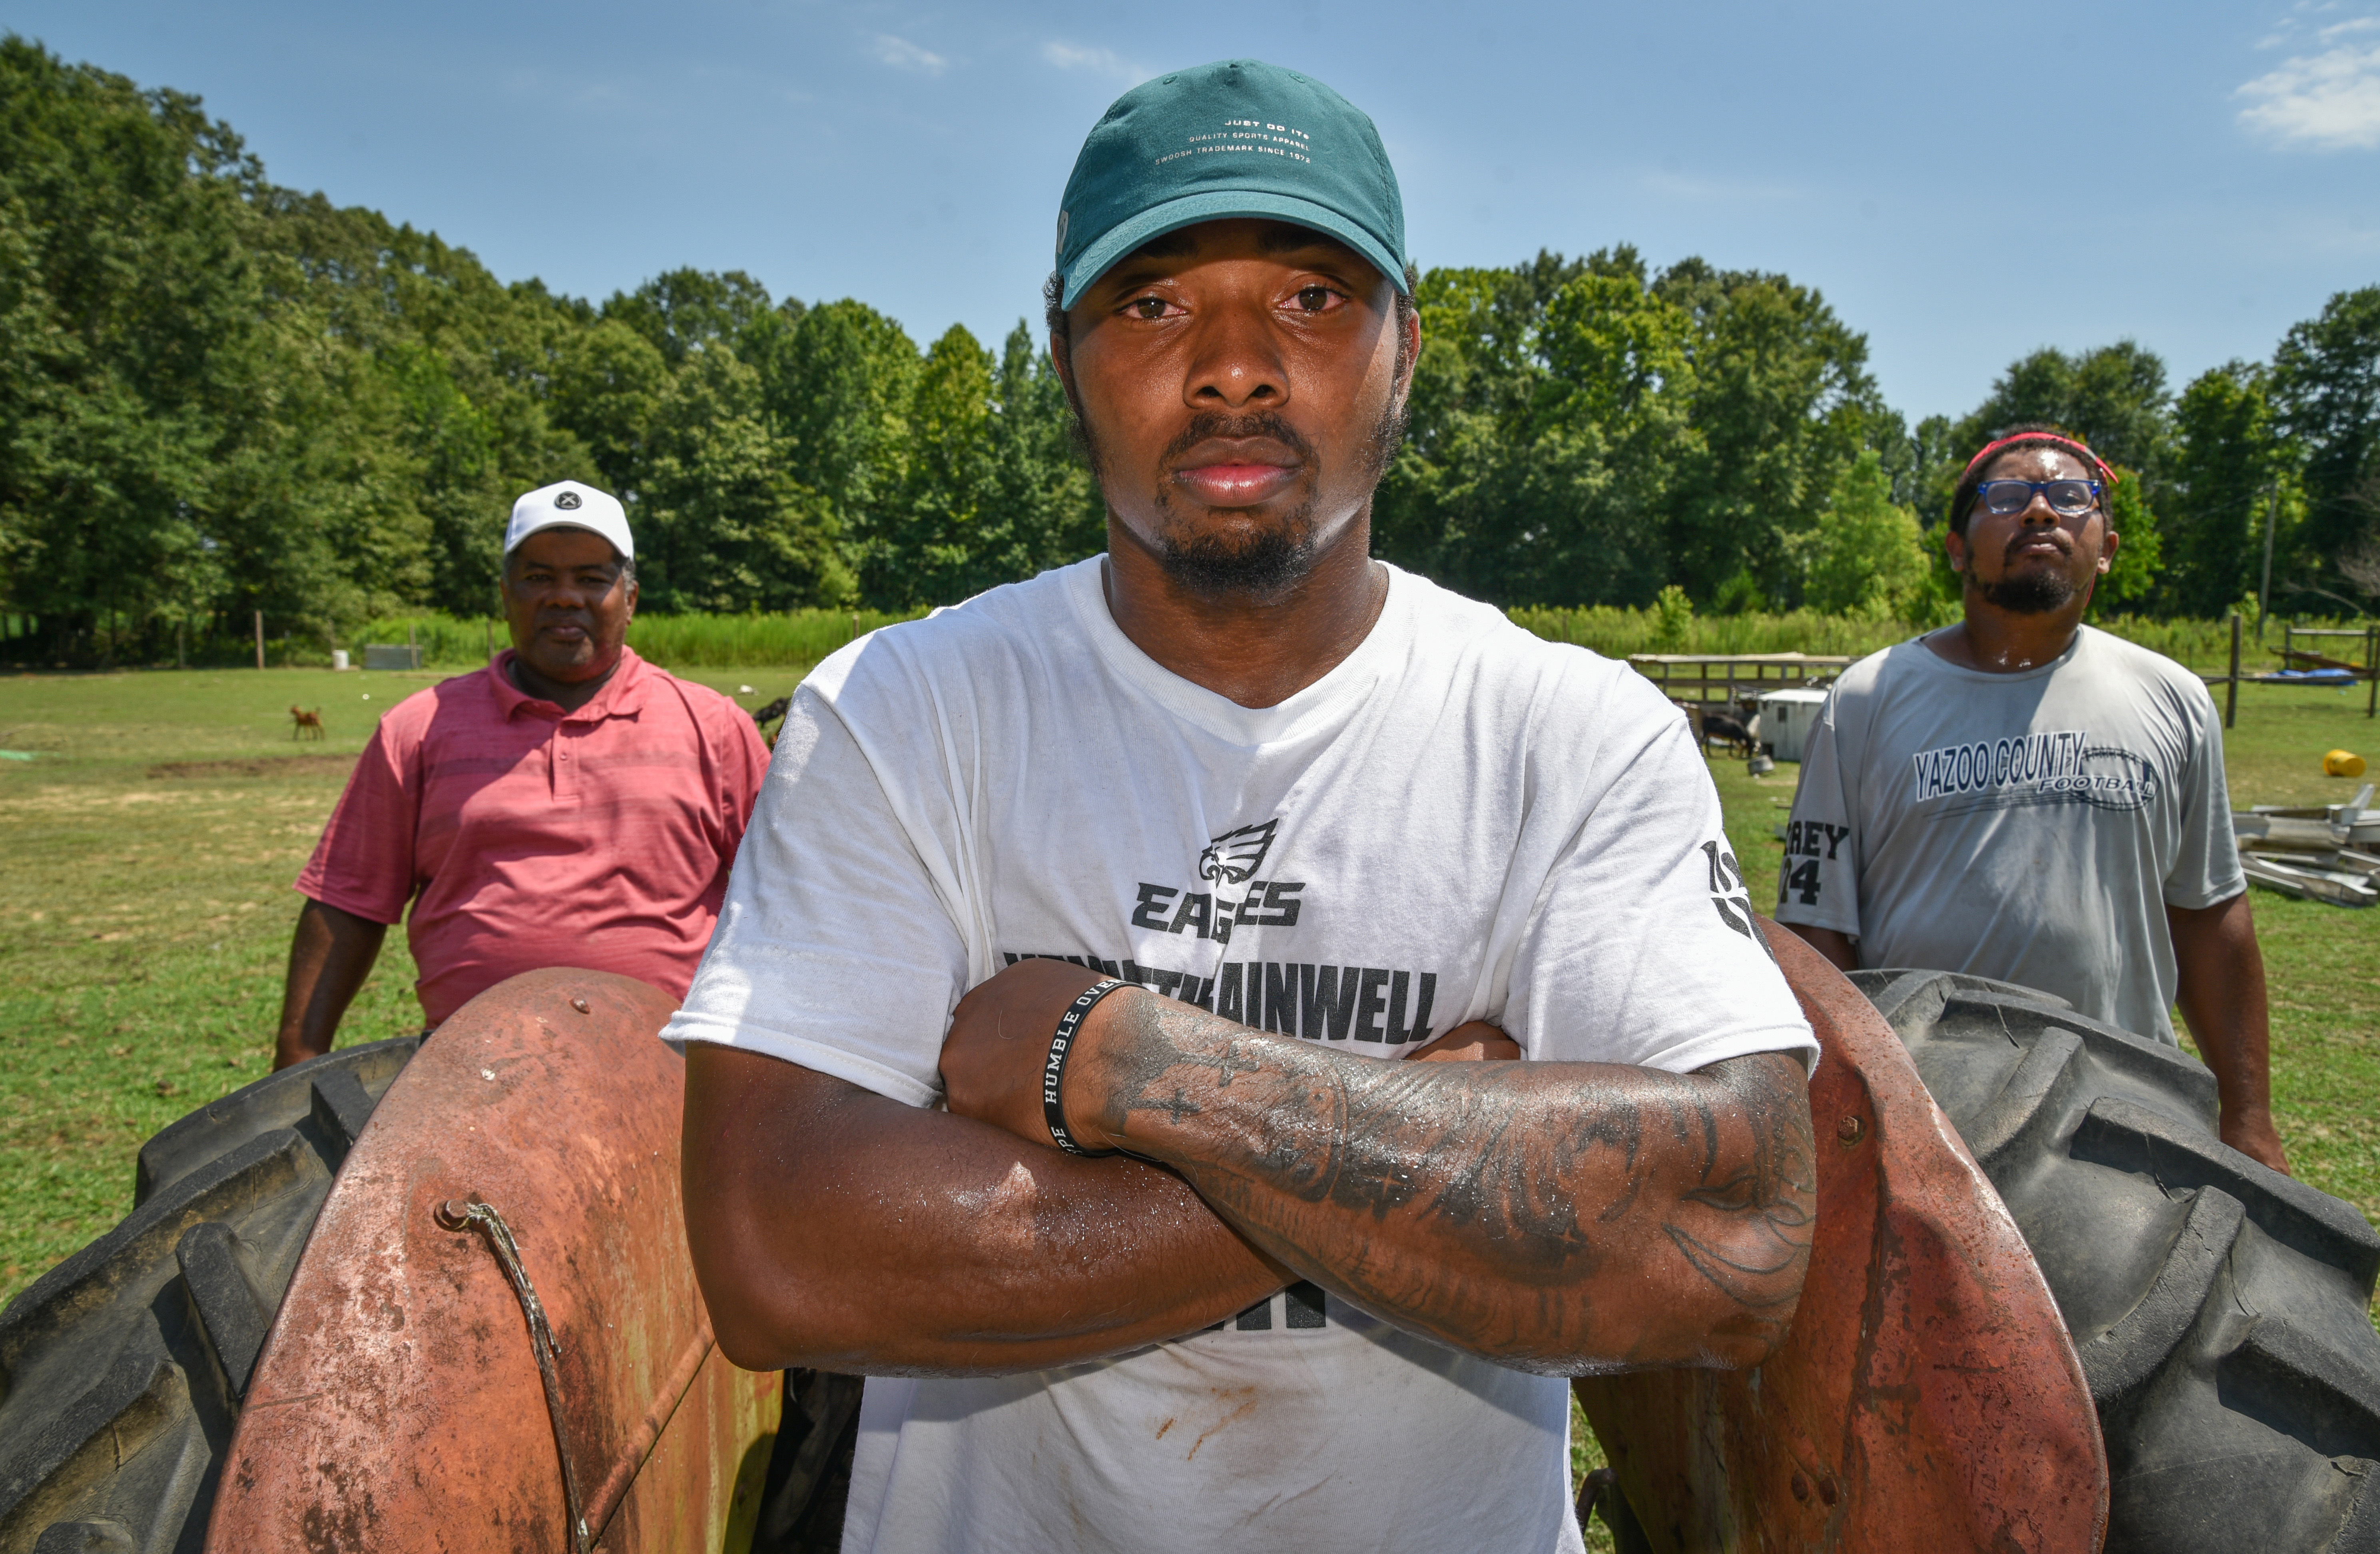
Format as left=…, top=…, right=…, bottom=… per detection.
left=0, top=1037, right=419, bottom=1554
left=1852, top=969, right=2380, bottom=1553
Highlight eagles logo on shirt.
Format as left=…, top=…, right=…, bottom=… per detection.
left=1199, top=819, right=1278, bottom=885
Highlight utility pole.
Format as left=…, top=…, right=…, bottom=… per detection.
left=2256, top=484, right=2279, bottom=644
left=2226, top=612, right=2240, bottom=730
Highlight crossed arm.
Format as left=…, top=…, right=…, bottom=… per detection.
left=682, top=958, right=1815, bottom=1379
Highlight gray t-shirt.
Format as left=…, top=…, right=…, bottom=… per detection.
left=1774, top=625, right=2244, bottom=1044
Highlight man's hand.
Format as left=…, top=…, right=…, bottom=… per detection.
left=939, top=957, right=1121, bottom=1148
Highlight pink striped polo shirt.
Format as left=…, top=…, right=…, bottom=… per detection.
left=297, top=648, right=773, bottom=1025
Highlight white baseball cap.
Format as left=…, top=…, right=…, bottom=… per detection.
left=505, top=480, right=634, bottom=560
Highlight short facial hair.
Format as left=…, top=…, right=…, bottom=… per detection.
left=1974, top=537, right=2083, bottom=614
left=1096, top=394, right=1410, bottom=599
left=1975, top=571, right=2078, bottom=613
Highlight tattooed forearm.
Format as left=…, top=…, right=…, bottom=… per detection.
left=1074, top=996, right=1815, bottom=1374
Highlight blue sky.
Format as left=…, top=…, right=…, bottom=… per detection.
left=7, top=0, right=2378, bottom=421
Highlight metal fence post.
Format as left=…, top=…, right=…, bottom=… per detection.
left=253, top=610, right=264, bottom=671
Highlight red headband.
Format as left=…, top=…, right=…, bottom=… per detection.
left=1960, top=431, right=2117, bottom=488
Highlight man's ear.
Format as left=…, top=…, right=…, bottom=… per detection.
left=1049, top=327, right=1074, bottom=396
left=1943, top=527, right=1968, bottom=574
left=2095, top=525, right=2120, bottom=576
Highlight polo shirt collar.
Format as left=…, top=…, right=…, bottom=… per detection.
left=488, top=645, right=654, bottom=724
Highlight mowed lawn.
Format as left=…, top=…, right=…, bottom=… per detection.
left=0, top=661, right=817, bottom=1301
left=1, top=659, right=2376, bottom=1325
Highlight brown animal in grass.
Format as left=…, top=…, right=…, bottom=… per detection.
left=290, top=705, right=325, bottom=741
left=1672, top=696, right=1761, bottom=758
left=1699, top=707, right=1755, bottom=758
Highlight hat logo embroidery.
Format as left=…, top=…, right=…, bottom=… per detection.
left=554, top=491, right=583, bottom=510
left=1054, top=211, right=1069, bottom=260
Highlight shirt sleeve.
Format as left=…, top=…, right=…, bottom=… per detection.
left=293, top=720, right=419, bottom=926
left=1505, top=673, right=1816, bottom=1076
left=1772, top=687, right=1862, bottom=938
left=662, top=684, right=967, bottom=1109
left=716, top=697, right=775, bottom=857
left=2162, top=683, right=2248, bottom=910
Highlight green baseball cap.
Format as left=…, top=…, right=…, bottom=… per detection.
left=1055, top=59, right=1409, bottom=309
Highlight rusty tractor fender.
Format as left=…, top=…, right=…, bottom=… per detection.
left=1574, top=921, right=2110, bottom=1552
left=205, top=968, right=778, bottom=1553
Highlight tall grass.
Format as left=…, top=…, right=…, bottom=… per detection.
left=349, top=605, right=2346, bottom=676
left=1508, top=606, right=1911, bottom=659
left=354, top=608, right=931, bottom=669
left=626, top=609, right=931, bottom=666
left=1509, top=607, right=2305, bottom=672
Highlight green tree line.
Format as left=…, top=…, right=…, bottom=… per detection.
left=3, top=36, right=2376, bottom=665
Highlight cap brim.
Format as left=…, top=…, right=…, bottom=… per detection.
left=504, top=517, right=634, bottom=561
left=1060, top=189, right=1409, bottom=309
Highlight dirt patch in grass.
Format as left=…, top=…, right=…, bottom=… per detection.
left=149, top=755, right=359, bottom=780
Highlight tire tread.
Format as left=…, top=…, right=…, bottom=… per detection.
left=0, top=1038, right=417, bottom=1554
left=1851, top=968, right=2380, bottom=1554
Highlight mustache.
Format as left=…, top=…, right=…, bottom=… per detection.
left=1160, top=410, right=1316, bottom=470
left=2005, top=528, right=2073, bottom=561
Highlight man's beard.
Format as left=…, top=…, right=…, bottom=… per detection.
left=1975, top=566, right=2080, bottom=614
left=1080, top=396, right=1409, bottom=599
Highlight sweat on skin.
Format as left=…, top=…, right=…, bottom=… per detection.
left=671, top=58, right=1817, bottom=1554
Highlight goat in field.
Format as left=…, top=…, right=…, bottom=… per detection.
left=1673, top=695, right=1761, bottom=759
left=1699, top=706, right=1756, bottom=758
left=289, top=705, right=324, bottom=741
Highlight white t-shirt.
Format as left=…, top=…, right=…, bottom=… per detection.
left=666, top=557, right=1815, bottom=1554
left=1774, top=626, right=2245, bottom=1044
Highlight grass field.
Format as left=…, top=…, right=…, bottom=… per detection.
left=0, top=660, right=823, bottom=1303
left=2, top=655, right=2376, bottom=1545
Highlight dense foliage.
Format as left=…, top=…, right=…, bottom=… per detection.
left=0, top=38, right=1097, bottom=664
left=2, top=36, right=2376, bottom=667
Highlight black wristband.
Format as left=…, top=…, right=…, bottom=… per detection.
left=1043, top=978, right=1128, bottom=1157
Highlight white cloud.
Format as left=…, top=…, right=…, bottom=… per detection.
left=870, top=34, right=948, bottom=76
left=2238, top=27, right=2380, bottom=147
left=1041, top=41, right=1148, bottom=86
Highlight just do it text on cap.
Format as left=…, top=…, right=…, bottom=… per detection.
left=505, top=480, right=634, bottom=560
left=1054, top=59, right=1409, bottom=310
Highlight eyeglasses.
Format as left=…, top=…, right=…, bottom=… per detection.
left=1974, top=479, right=2103, bottom=518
